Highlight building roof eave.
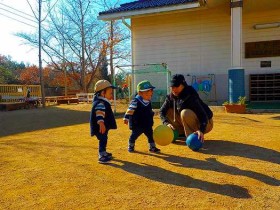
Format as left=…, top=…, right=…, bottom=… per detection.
left=98, top=2, right=202, bottom=21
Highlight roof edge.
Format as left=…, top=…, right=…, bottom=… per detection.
left=98, top=2, right=202, bottom=21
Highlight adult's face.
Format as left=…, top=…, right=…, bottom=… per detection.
left=170, top=84, right=184, bottom=96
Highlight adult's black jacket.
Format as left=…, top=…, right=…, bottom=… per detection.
left=159, top=85, right=213, bottom=133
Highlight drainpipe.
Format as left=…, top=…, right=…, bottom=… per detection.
left=121, top=17, right=134, bottom=97
left=122, top=17, right=131, bottom=30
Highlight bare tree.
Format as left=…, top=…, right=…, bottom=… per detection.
left=17, top=0, right=131, bottom=93
left=99, top=0, right=131, bottom=82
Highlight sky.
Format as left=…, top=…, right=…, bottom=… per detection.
left=0, top=0, right=39, bottom=65
left=0, top=0, right=132, bottom=66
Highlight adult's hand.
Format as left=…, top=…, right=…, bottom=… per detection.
left=195, top=130, right=204, bottom=142
left=98, top=121, right=106, bottom=134
left=124, top=119, right=128, bottom=125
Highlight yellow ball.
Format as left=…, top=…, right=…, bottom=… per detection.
left=153, top=125, right=174, bottom=146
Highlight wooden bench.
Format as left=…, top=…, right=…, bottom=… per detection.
left=64, top=90, right=81, bottom=97
left=57, top=97, right=79, bottom=105
left=76, top=93, right=94, bottom=103
left=45, top=96, right=58, bottom=105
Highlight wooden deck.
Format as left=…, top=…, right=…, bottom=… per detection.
left=0, top=102, right=26, bottom=111
left=0, top=98, right=40, bottom=111
left=0, top=95, right=87, bottom=111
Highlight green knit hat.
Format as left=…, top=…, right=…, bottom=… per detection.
left=137, top=80, right=155, bottom=92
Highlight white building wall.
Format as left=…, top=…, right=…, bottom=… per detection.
left=243, top=9, right=280, bottom=73
left=132, top=5, right=231, bottom=73
left=131, top=4, right=280, bottom=103
left=132, top=5, right=231, bottom=103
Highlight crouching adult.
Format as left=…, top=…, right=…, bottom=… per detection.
left=159, top=74, right=213, bottom=142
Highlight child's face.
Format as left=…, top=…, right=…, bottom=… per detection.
left=139, top=89, right=153, bottom=101
left=101, top=88, right=114, bottom=100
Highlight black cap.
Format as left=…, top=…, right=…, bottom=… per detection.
left=170, top=74, right=186, bottom=87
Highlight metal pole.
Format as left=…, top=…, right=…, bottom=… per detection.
left=113, top=67, right=116, bottom=115
left=39, top=0, right=45, bottom=107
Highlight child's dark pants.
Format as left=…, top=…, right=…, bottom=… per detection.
left=96, top=131, right=108, bottom=157
left=129, top=127, right=155, bottom=146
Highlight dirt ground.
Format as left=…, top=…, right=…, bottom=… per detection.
left=0, top=103, right=280, bottom=209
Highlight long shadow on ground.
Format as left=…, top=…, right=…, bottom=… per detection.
left=201, top=140, right=280, bottom=165
left=173, top=140, right=280, bottom=165
left=0, top=107, right=90, bottom=137
left=146, top=152, right=280, bottom=187
left=0, top=107, right=124, bottom=137
left=0, top=107, right=123, bottom=137
left=271, top=115, right=280, bottom=120
left=109, top=158, right=251, bottom=198
left=108, top=139, right=280, bottom=198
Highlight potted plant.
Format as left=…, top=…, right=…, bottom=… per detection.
left=223, top=96, right=246, bottom=114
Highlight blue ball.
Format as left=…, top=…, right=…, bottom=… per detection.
left=186, top=133, right=203, bottom=151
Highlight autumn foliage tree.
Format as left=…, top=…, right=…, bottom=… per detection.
left=19, top=65, right=40, bottom=84
left=18, top=64, right=75, bottom=88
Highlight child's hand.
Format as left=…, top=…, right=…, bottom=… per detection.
left=123, top=119, right=128, bottom=125
left=98, top=121, right=106, bottom=134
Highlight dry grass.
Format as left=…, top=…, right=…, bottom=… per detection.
left=0, top=102, right=280, bottom=210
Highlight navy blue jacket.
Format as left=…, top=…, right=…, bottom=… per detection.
left=90, top=96, right=117, bottom=136
left=124, top=96, right=154, bottom=130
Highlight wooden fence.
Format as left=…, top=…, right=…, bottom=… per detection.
left=0, top=84, right=41, bottom=102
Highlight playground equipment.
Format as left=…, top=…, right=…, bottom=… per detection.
left=114, top=63, right=171, bottom=110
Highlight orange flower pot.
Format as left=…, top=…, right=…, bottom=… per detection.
left=224, top=104, right=246, bottom=114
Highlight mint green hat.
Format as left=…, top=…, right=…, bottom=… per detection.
left=137, top=80, right=155, bottom=92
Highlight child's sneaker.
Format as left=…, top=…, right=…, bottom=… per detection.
left=98, top=155, right=112, bottom=164
left=105, top=152, right=112, bottom=158
left=149, top=147, right=161, bottom=153
left=128, top=145, right=135, bottom=152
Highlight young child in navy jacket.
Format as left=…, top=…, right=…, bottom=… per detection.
left=90, top=80, right=117, bottom=163
left=123, top=80, right=160, bottom=153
